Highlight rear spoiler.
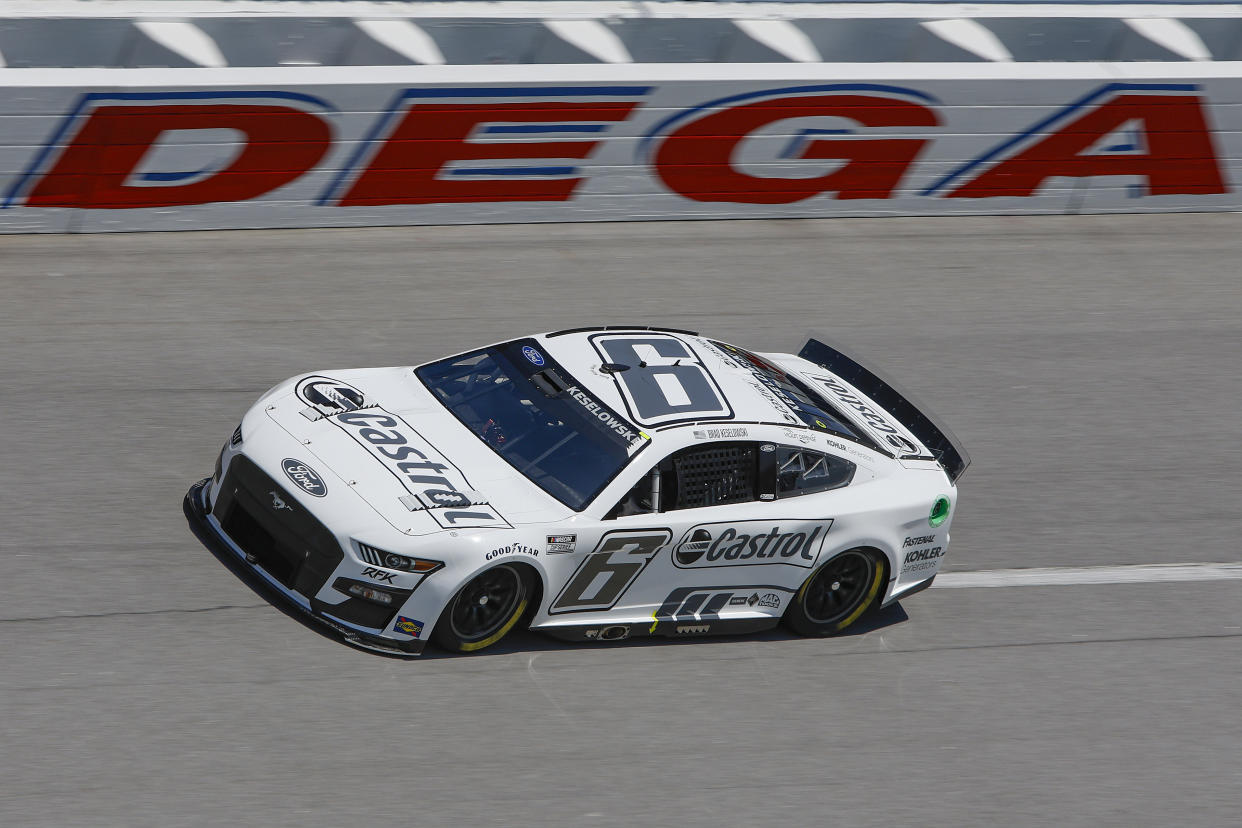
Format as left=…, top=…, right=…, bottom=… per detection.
left=798, top=337, right=971, bottom=482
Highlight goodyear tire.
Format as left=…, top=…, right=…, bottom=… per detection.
left=784, top=549, right=886, bottom=637
left=432, top=564, right=530, bottom=654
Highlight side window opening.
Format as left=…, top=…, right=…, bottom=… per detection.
left=776, top=448, right=855, bottom=496
left=604, top=442, right=856, bottom=518
left=607, top=467, right=662, bottom=520
left=605, top=442, right=758, bottom=518
left=672, top=443, right=757, bottom=509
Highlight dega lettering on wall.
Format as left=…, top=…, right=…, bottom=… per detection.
left=2, top=82, right=1228, bottom=214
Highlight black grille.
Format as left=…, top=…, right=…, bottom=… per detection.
left=212, top=455, right=343, bottom=596
left=674, top=444, right=757, bottom=509
left=230, top=424, right=243, bottom=446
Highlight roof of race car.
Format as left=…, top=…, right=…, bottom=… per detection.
left=529, top=326, right=808, bottom=433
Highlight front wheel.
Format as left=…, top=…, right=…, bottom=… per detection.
left=433, top=564, right=531, bottom=653
left=784, top=549, right=886, bottom=637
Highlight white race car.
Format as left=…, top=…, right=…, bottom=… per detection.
left=185, top=328, right=968, bottom=657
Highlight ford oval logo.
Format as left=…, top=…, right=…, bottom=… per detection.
left=282, top=458, right=327, bottom=497
left=522, top=345, right=545, bottom=367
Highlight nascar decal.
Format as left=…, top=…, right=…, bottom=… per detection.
left=672, top=519, right=833, bottom=569
left=805, top=373, right=930, bottom=459
left=331, top=409, right=511, bottom=529
left=546, top=534, right=577, bottom=554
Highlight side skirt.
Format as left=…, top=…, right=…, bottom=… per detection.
left=881, top=573, right=936, bottom=608
left=539, top=616, right=779, bottom=644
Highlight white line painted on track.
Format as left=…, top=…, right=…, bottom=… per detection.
left=932, top=562, right=1242, bottom=589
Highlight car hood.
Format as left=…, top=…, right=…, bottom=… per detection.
left=258, top=368, right=573, bottom=536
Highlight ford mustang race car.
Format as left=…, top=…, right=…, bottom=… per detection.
left=185, top=328, right=968, bottom=657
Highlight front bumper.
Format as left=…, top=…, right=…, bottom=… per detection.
left=184, top=477, right=426, bottom=657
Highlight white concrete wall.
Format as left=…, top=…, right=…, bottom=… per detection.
left=1, top=62, right=1240, bottom=232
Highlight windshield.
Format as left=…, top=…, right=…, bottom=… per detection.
left=709, top=341, right=867, bottom=443
left=416, top=339, right=647, bottom=511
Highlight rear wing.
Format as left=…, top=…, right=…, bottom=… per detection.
left=798, top=337, right=970, bottom=482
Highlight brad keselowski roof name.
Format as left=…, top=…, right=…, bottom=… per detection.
left=565, top=385, right=640, bottom=444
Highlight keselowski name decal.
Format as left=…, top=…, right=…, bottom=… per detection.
left=331, top=409, right=509, bottom=529
left=565, top=385, right=641, bottom=444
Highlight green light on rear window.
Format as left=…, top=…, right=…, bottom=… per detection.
left=929, top=496, right=951, bottom=528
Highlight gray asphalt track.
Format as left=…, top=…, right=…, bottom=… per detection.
left=2, top=214, right=1240, bottom=828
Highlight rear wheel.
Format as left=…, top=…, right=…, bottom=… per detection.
left=433, top=564, right=530, bottom=653
left=784, top=549, right=885, bottom=636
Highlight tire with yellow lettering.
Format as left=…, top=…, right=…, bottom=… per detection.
left=785, top=549, right=885, bottom=636
left=433, top=564, right=531, bottom=653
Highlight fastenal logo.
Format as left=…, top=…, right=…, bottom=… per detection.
left=281, top=459, right=327, bottom=497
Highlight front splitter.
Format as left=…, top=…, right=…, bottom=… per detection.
left=183, top=478, right=426, bottom=658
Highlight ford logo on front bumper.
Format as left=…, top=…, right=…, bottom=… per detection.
left=282, top=458, right=327, bottom=497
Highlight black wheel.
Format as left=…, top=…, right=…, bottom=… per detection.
left=432, top=564, right=530, bottom=653
left=784, top=549, right=885, bottom=637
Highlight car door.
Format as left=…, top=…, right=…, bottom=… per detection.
left=540, top=440, right=759, bottom=624
left=540, top=439, right=856, bottom=629
left=624, top=439, right=857, bottom=624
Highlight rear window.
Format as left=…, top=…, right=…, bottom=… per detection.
left=708, top=341, right=865, bottom=442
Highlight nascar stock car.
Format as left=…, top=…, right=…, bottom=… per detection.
left=185, top=327, right=968, bottom=657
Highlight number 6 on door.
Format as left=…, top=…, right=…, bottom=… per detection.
left=550, top=529, right=671, bottom=614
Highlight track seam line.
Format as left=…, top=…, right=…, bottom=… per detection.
left=4, top=563, right=1238, bottom=626
left=0, top=603, right=269, bottom=625
left=932, top=561, right=1242, bottom=589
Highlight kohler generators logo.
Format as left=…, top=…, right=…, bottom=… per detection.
left=673, top=519, right=832, bottom=569
left=282, top=458, right=327, bottom=497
